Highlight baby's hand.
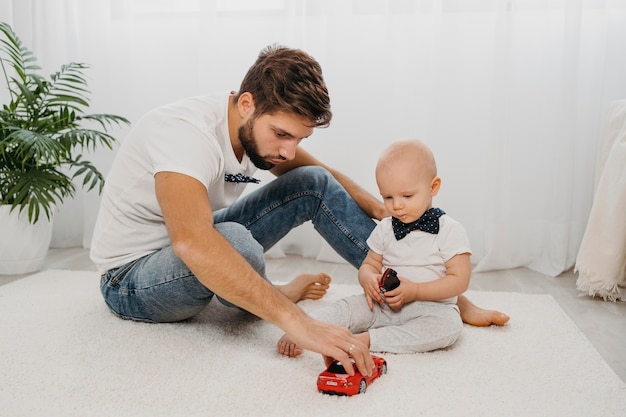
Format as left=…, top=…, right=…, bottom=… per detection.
left=359, top=273, right=383, bottom=310
left=381, top=281, right=408, bottom=310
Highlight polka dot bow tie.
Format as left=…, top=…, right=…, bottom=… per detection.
left=391, top=207, right=446, bottom=240
left=224, top=173, right=260, bottom=184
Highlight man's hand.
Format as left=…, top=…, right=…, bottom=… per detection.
left=285, top=315, right=374, bottom=377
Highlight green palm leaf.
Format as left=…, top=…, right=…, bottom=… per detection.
left=0, top=21, right=130, bottom=223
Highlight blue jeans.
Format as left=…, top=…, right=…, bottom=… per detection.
left=100, top=166, right=376, bottom=322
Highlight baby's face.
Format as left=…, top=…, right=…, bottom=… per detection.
left=376, top=160, right=437, bottom=224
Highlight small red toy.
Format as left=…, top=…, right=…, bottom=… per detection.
left=379, top=268, right=400, bottom=293
left=317, top=355, right=387, bottom=396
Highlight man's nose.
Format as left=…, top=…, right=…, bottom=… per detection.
left=279, top=140, right=298, bottom=160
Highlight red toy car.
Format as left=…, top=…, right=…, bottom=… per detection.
left=379, top=268, right=400, bottom=293
left=317, top=355, right=387, bottom=396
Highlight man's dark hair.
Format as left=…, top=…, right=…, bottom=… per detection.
left=234, top=44, right=332, bottom=128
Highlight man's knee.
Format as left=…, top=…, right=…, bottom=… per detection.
left=290, top=165, right=334, bottom=189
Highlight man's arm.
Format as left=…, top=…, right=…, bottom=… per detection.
left=270, top=146, right=388, bottom=220
left=154, top=171, right=373, bottom=375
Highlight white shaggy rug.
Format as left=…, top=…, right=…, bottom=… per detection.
left=1, top=270, right=625, bottom=417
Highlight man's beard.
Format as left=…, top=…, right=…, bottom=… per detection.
left=238, top=119, right=275, bottom=170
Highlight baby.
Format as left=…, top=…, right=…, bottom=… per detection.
left=278, top=139, right=495, bottom=356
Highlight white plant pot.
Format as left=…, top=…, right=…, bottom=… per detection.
left=0, top=205, right=53, bottom=275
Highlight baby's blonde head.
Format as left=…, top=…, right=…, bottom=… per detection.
left=375, top=139, right=441, bottom=222
left=376, top=139, right=437, bottom=184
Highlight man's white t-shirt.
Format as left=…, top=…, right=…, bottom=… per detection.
left=366, top=214, right=472, bottom=304
left=90, top=92, right=257, bottom=274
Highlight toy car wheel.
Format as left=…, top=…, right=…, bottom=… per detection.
left=381, top=363, right=387, bottom=374
left=358, top=379, right=367, bottom=394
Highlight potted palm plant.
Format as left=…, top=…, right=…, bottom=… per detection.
left=0, top=21, right=129, bottom=274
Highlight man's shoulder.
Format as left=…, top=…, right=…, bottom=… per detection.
left=151, top=92, right=229, bottom=115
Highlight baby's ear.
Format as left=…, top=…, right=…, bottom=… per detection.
left=431, top=176, right=441, bottom=196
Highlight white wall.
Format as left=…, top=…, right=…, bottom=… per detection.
left=3, top=0, right=626, bottom=276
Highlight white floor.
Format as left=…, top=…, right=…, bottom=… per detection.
left=2, top=247, right=625, bottom=383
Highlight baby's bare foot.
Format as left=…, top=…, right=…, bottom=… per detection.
left=277, top=334, right=302, bottom=357
left=457, top=294, right=510, bottom=327
left=465, top=308, right=510, bottom=326
left=277, top=273, right=331, bottom=303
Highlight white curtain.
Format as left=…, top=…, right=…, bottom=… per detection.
left=2, top=0, right=625, bottom=276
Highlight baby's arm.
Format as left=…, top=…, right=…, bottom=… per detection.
left=384, top=252, right=471, bottom=310
left=358, top=250, right=385, bottom=309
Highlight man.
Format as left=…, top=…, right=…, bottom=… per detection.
left=91, top=45, right=507, bottom=376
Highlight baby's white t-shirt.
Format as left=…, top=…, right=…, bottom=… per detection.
left=366, top=214, right=472, bottom=304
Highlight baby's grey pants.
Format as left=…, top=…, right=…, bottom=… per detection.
left=310, top=294, right=463, bottom=353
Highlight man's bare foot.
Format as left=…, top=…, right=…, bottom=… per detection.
left=277, top=333, right=302, bottom=357
left=276, top=273, right=331, bottom=303
left=457, top=294, right=510, bottom=326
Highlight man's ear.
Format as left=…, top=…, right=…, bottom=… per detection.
left=237, top=92, right=255, bottom=118
left=431, top=176, right=442, bottom=196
